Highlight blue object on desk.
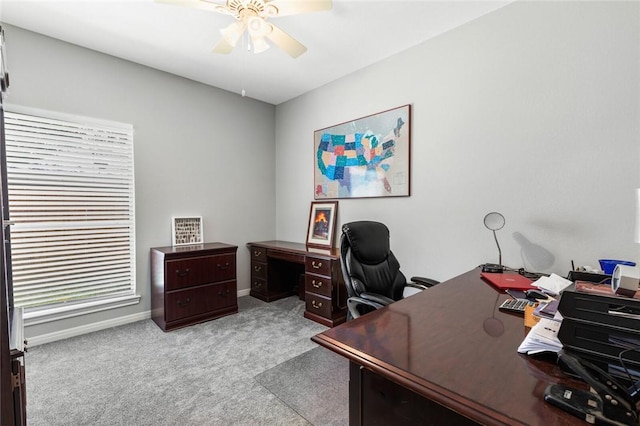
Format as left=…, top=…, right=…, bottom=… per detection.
left=599, top=259, right=636, bottom=275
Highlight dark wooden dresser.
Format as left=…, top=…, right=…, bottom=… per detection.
left=151, top=242, right=238, bottom=331
left=248, top=240, right=347, bottom=327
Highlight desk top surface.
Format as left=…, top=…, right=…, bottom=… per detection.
left=248, top=240, right=340, bottom=258
left=312, top=268, right=584, bottom=425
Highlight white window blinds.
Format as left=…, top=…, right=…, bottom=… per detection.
left=4, top=107, right=136, bottom=309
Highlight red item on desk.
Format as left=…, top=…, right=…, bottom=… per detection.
left=481, top=271, right=535, bottom=290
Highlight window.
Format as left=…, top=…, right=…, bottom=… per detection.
left=4, top=105, right=138, bottom=323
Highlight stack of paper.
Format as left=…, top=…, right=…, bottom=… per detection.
left=517, top=318, right=563, bottom=355
left=532, top=273, right=572, bottom=295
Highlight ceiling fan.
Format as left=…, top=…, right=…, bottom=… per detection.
left=157, top=0, right=333, bottom=58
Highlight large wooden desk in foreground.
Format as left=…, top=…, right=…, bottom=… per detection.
left=312, top=268, right=586, bottom=425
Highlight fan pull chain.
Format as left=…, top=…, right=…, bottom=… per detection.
left=241, top=31, right=247, bottom=97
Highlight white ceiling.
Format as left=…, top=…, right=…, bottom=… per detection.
left=0, top=0, right=511, bottom=105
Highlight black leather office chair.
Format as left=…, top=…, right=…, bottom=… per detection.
left=339, top=221, right=439, bottom=319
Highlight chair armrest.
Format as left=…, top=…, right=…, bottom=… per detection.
left=359, top=292, right=395, bottom=306
left=406, top=282, right=428, bottom=291
left=347, top=296, right=387, bottom=319
left=411, top=276, right=439, bottom=287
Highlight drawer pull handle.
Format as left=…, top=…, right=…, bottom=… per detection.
left=218, top=262, right=230, bottom=270
left=311, top=261, right=322, bottom=269
left=254, top=281, right=262, bottom=288
left=254, top=265, right=262, bottom=272
left=254, top=250, right=262, bottom=257
left=176, top=268, right=190, bottom=277
left=312, top=280, right=322, bottom=288
left=311, top=300, right=323, bottom=309
left=218, top=289, right=231, bottom=296
left=177, top=297, right=191, bottom=306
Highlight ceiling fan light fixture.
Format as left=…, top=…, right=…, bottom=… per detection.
left=247, top=16, right=269, bottom=37
left=251, top=35, right=270, bottom=53
left=264, top=4, right=278, bottom=17
left=220, top=21, right=245, bottom=47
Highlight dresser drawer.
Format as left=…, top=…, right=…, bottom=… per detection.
left=305, top=274, right=332, bottom=297
left=305, top=293, right=332, bottom=319
left=166, top=254, right=236, bottom=291
left=250, top=246, right=267, bottom=262
left=166, top=257, right=207, bottom=290
left=305, top=257, right=332, bottom=276
left=205, top=253, right=236, bottom=282
left=165, top=282, right=235, bottom=322
left=251, top=261, right=268, bottom=280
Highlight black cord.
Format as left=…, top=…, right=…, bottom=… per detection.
left=618, top=347, right=640, bottom=397
left=516, top=267, right=548, bottom=280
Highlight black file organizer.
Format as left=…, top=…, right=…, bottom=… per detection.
left=557, top=286, right=640, bottom=375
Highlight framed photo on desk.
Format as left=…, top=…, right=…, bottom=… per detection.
left=306, top=201, right=338, bottom=249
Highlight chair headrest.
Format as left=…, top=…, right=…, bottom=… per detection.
left=342, top=221, right=390, bottom=264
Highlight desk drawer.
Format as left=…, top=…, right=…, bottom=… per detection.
left=268, top=249, right=305, bottom=264
left=305, top=257, right=332, bottom=276
left=305, top=274, right=332, bottom=297
left=305, top=293, right=332, bottom=319
left=251, top=278, right=267, bottom=296
left=251, top=261, right=267, bottom=280
left=250, top=246, right=267, bottom=262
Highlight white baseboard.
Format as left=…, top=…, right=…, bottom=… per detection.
left=26, top=290, right=251, bottom=347
left=26, top=310, right=151, bottom=347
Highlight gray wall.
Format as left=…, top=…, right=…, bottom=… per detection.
left=2, top=24, right=276, bottom=340
left=275, top=1, right=640, bottom=282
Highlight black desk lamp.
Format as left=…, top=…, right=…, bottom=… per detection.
left=482, top=212, right=505, bottom=273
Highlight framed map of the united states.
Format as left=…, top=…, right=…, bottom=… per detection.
left=314, top=104, right=411, bottom=199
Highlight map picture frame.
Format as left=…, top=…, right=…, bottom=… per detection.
left=314, top=104, right=411, bottom=199
left=306, top=201, right=338, bottom=249
left=172, top=216, right=203, bottom=246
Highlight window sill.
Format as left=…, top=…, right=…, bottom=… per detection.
left=23, top=294, right=142, bottom=326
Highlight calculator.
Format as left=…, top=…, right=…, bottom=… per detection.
left=499, top=298, right=536, bottom=314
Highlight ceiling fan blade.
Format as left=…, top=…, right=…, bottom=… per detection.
left=265, top=24, right=307, bottom=58
left=155, top=0, right=228, bottom=15
left=212, top=38, right=235, bottom=54
left=266, top=0, right=332, bottom=17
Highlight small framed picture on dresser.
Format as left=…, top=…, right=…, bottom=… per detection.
left=306, top=201, right=338, bottom=249
left=172, top=216, right=203, bottom=246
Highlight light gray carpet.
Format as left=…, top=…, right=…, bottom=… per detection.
left=25, top=296, right=349, bottom=426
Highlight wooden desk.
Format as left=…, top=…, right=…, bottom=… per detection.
left=247, top=241, right=347, bottom=327
left=312, top=268, right=586, bottom=425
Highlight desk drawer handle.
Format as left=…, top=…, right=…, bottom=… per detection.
left=253, top=281, right=262, bottom=289
left=176, top=268, right=190, bottom=277
left=253, top=250, right=262, bottom=257
left=311, top=300, right=323, bottom=309
left=254, top=265, right=262, bottom=272
left=311, top=261, right=323, bottom=269
left=217, top=262, right=230, bottom=270
left=177, top=297, right=191, bottom=306
left=312, top=280, right=323, bottom=289
left=218, top=289, right=231, bottom=296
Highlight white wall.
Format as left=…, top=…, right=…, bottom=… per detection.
left=275, top=1, right=640, bottom=282
left=2, top=25, right=277, bottom=340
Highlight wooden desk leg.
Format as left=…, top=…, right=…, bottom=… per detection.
left=349, top=362, right=362, bottom=426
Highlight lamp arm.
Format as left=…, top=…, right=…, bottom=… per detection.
left=493, top=229, right=502, bottom=268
